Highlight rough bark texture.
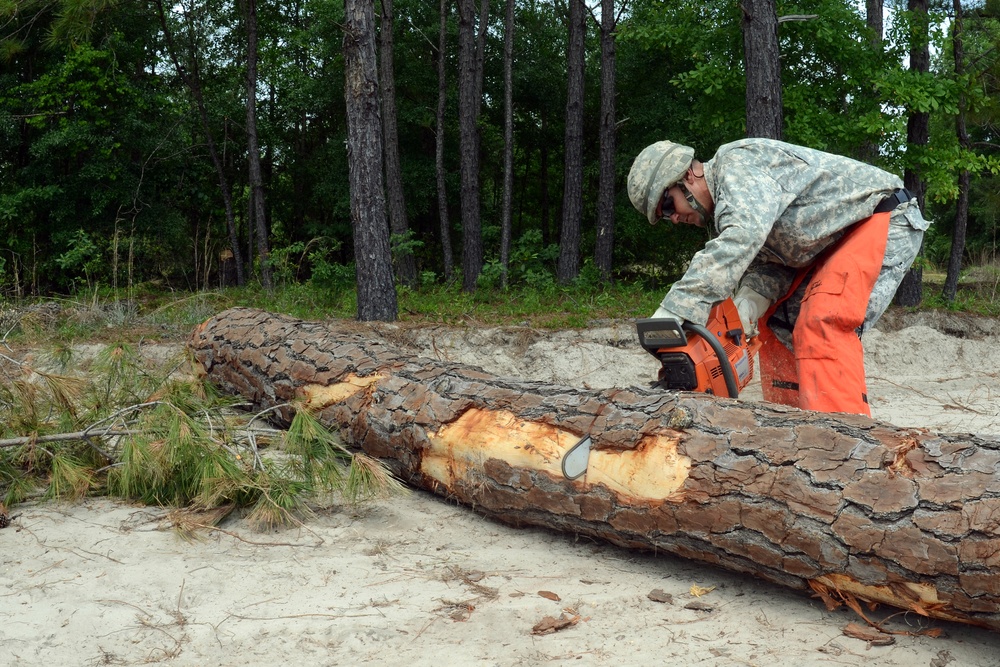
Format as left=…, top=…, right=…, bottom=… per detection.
left=896, top=0, right=930, bottom=308
left=741, top=0, right=783, bottom=140
left=244, top=0, right=272, bottom=290
left=866, top=0, right=883, bottom=44
left=857, top=0, right=884, bottom=164
left=344, top=0, right=398, bottom=321
left=557, top=0, right=585, bottom=284
left=379, top=0, right=417, bottom=288
left=435, top=0, right=454, bottom=282
left=191, top=307, right=1000, bottom=633
left=539, top=116, right=551, bottom=248
left=944, top=0, right=969, bottom=305
left=457, top=0, right=482, bottom=292
left=499, top=0, right=514, bottom=288
left=594, top=0, right=617, bottom=283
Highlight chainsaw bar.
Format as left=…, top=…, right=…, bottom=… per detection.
left=561, top=435, right=592, bottom=480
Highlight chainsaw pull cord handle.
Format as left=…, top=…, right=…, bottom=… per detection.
left=682, top=322, right=741, bottom=398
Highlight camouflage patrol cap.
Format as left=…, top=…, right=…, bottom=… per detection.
left=627, top=141, right=696, bottom=225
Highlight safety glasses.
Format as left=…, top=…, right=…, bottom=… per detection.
left=658, top=189, right=677, bottom=219
left=658, top=185, right=698, bottom=221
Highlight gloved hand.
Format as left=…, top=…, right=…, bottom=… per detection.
left=734, top=285, right=770, bottom=336
left=651, top=305, right=685, bottom=323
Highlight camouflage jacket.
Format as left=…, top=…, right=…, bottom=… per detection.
left=659, top=138, right=930, bottom=324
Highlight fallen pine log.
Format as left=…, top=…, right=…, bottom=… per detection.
left=189, top=307, right=1000, bottom=632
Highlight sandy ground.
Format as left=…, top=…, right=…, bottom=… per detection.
left=4, top=309, right=1000, bottom=667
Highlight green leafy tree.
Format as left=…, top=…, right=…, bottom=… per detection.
left=0, top=8, right=191, bottom=293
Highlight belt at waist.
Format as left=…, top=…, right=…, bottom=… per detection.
left=874, top=188, right=915, bottom=214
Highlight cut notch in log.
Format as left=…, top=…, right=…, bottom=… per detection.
left=190, top=307, right=1000, bottom=633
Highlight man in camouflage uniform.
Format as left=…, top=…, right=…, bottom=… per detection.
left=627, top=138, right=929, bottom=416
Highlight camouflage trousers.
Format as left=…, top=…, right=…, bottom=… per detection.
left=766, top=214, right=925, bottom=351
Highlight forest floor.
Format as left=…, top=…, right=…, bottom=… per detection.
left=4, top=307, right=1000, bottom=666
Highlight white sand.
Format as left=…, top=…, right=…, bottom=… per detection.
left=4, top=313, right=1000, bottom=666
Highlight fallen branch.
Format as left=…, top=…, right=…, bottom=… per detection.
left=0, top=428, right=138, bottom=449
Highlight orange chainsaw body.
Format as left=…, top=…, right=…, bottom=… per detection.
left=636, top=298, right=761, bottom=398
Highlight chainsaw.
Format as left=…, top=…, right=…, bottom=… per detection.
left=635, top=297, right=761, bottom=398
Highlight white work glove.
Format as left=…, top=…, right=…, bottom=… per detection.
left=651, top=306, right=685, bottom=323
left=734, top=285, right=770, bottom=337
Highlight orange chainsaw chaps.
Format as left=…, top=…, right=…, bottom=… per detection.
left=757, top=211, right=891, bottom=416
left=758, top=329, right=800, bottom=406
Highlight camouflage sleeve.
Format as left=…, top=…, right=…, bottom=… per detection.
left=659, top=163, right=791, bottom=325
left=739, top=260, right=797, bottom=304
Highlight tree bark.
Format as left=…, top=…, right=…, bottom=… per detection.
left=558, top=0, right=586, bottom=284
left=594, top=0, right=618, bottom=283
left=539, top=116, right=551, bottom=248
left=244, top=0, right=273, bottom=290
left=944, top=0, right=969, bottom=304
left=379, top=0, right=417, bottom=288
left=895, top=0, right=931, bottom=307
left=344, top=0, right=398, bottom=321
left=866, top=0, right=883, bottom=44
left=741, top=0, right=783, bottom=140
left=435, top=0, right=455, bottom=283
left=474, top=0, right=490, bottom=103
left=857, top=0, right=884, bottom=164
left=191, top=307, right=1000, bottom=634
left=457, top=0, right=482, bottom=292
left=500, top=0, right=515, bottom=288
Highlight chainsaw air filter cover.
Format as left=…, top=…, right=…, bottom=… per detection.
left=657, top=352, right=699, bottom=391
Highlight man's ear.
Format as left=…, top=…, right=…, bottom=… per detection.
left=683, top=161, right=704, bottom=184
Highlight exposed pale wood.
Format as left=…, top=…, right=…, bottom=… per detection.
left=190, top=307, right=1000, bottom=632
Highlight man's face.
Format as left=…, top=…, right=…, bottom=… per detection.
left=656, top=185, right=705, bottom=227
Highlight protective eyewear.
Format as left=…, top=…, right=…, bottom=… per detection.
left=657, top=185, right=698, bottom=221
left=658, top=189, right=677, bottom=219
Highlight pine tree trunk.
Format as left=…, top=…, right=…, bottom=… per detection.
left=191, top=307, right=1000, bottom=634
left=539, top=120, right=551, bottom=248
left=557, top=0, right=585, bottom=284
left=943, top=0, right=969, bottom=304
left=379, top=0, right=417, bottom=288
left=474, top=0, right=490, bottom=102
left=594, top=0, right=617, bottom=283
left=500, top=0, right=514, bottom=288
left=245, top=0, right=272, bottom=290
left=436, top=0, right=455, bottom=283
left=344, top=0, right=397, bottom=322
left=457, top=0, right=482, bottom=292
left=866, top=0, right=883, bottom=42
left=857, top=0, right=884, bottom=164
left=895, top=0, right=931, bottom=308
left=741, top=0, right=783, bottom=140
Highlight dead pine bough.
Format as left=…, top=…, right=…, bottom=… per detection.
left=189, top=306, right=1000, bottom=635
left=0, top=335, right=401, bottom=527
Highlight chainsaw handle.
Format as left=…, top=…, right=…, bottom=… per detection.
left=683, top=322, right=741, bottom=399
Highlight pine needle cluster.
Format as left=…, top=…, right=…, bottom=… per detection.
left=0, top=342, right=402, bottom=529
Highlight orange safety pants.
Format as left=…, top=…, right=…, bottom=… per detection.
left=757, top=211, right=891, bottom=416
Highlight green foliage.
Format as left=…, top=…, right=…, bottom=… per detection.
left=390, top=230, right=424, bottom=268
left=0, top=15, right=193, bottom=294
left=269, top=237, right=346, bottom=286
left=477, top=229, right=560, bottom=291
left=55, top=230, right=102, bottom=290
left=0, top=0, right=998, bottom=300
left=922, top=281, right=1000, bottom=317
left=0, top=328, right=402, bottom=526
